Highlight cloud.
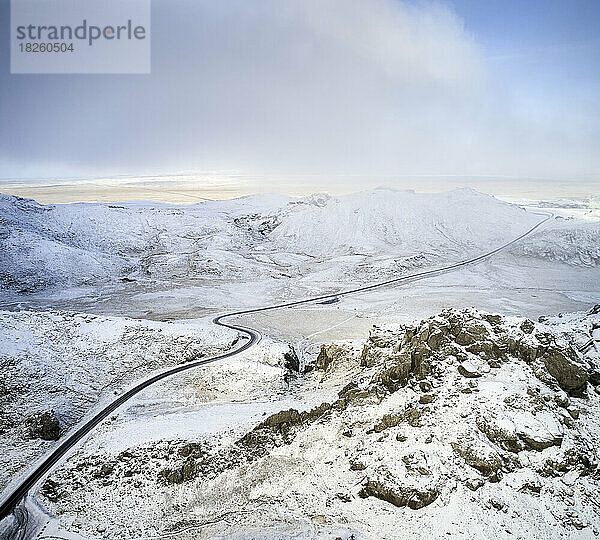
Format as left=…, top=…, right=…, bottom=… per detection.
left=1, top=0, right=598, bottom=182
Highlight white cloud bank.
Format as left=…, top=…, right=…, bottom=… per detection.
left=1, top=0, right=598, bottom=182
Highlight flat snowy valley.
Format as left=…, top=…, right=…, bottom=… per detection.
left=1, top=187, right=600, bottom=539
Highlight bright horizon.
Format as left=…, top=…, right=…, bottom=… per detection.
left=1, top=172, right=598, bottom=205
left=1, top=0, right=599, bottom=195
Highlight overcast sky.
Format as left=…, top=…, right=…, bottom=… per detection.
left=1, top=0, right=599, bottom=187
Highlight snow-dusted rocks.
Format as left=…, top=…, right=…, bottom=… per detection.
left=37, top=307, right=600, bottom=538
left=0, top=310, right=233, bottom=491
left=457, top=360, right=482, bottom=378
left=26, top=410, right=60, bottom=441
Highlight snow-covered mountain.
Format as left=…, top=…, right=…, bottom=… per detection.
left=269, top=188, right=537, bottom=257
left=0, top=188, right=543, bottom=294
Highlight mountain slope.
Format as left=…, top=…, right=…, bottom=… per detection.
left=0, top=189, right=542, bottom=294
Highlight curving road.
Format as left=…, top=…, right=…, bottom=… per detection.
left=0, top=211, right=551, bottom=526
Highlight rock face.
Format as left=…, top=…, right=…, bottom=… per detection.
left=315, top=345, right=333, bottom=371
left=40, top=307, right=600, bottom=539
left=315, top=344, right=348, bottom=371
left=284, top=347, right=300, bottom=372
left=537, top=345, right=588, bottom=396
left=359, top=307, right=590, bottom=397
left=27, top=410, right=60, bottom=441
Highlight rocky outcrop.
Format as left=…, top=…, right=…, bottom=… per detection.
left=360, top=479, right=438, bottom=510
left=41, top=307, right=600, bottom=538
left=359, top=451, right=441, bottom=510
left=537, top=345, right=588, bottom=396
left=284, top=347, right=300, bottom=372
left=451, top=437, right=502, bottom=478
left=27, top=410, right=60, bottom=441
left=316, top=345, right=333, bottom=371
left=314, top=344, right=348, bottom=371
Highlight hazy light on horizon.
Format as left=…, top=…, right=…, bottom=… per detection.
left=0, top=0, right=599, bottom=189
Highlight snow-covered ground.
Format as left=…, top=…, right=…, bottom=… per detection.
left=30, top=307, right=600, bottom=539
left=1, top=187, right=599, bottom=539
left=0, top=188, right=542, bottom=299
left=0, top=311, right=235, bottom=493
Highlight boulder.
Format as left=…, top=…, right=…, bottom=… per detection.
left=451, top=437, right=502, bottom=477
left=513, top=412, right=563, bottom=451
left=374, top=414, right=402, bottom=433
left=457, top=361, right=481, bottom=378
left=27, top=410, right=60, bottom=441
left=315, top=345, right=333, bottom=371
left=360, top=480, right=438, bottom=510
left=374, top=352, right=413, bottom=392
left=538, top=346, right=588, bottom=396
left=476, top=413, right=522, bottom=453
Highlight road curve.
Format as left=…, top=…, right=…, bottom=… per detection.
left=0, top=211, right=551, bottom=523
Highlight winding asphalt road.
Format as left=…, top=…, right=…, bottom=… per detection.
left=0, top=211, right=551, bottom=528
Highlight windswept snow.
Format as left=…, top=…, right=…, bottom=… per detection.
left=270, top=188, right=539, bottom=257
left=511, top=220, right=600, bottom=267
left=1, top=187, right=599, bottom=540
left=0, top=310, right=234, bottom=493
left=0, top=188, right=542, bottom=295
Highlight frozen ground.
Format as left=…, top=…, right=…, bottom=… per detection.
left=29, top=307, right=600, bottom=539
left=0, top=311, right=235, bottom=494
left=1, top=188, right=598, bottom=322
left=1, top=187, right=599, bottom=539
left=0, top=188, right=545, bottom=306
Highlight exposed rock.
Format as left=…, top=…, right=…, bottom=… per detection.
left=93, top=463, right=114, bottom=479
left=359, top=453, right=441, bottom=510
left=404, top=407, right=424, bottom=427
left=514, top=412, right=563, bottom=451
left=537, top=345, right=588, bottom=396
left=314, top=344, right=348, bottom=371
left=284, top=347, right=300, bottom=372
left=465, top=478, right=484, bottom=491
left=520, top=320, right=535, bottom=334
left=374, top=352, right=413, bottom=392
left=42, top=306, right=600, bottom=537
left=349, top=460, right=366, bottom=471
left=419, top=381, right=432, bottom=392
left=589, top=305, right=600, bottom=315
left=338, top=381, right=383, bottom=406
left=476, top=413, right=522, bottom=453
left=27, top=410, right=60, bottom=441
left=451, top=437, right=502, bottom=477
left=160, top=467, right=184, bottom=485
left=541, top=447, right=596, bottom=477
left=255, top=408, right=303, bottom=432
left=374, top=414, right=402, bottom=433
left=457, top=361, right=481, bottom=378
left=316, top=345, right=333, bottom=371
left=40, top=478, right=62, bottom=501
left=359, top=479, right=438, bottom=510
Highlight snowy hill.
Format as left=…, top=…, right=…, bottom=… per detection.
left=269, top=188, right=538, bottom=257
left=0, top=188, right=547, bottom=294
